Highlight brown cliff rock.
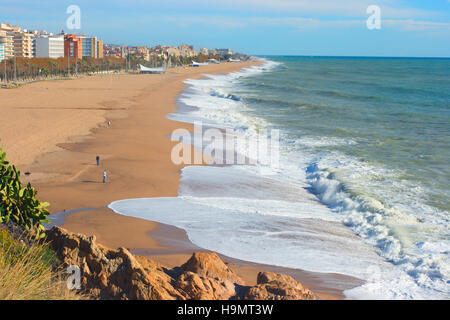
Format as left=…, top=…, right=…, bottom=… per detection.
left=244, top=271, right=318, bottom=300
left=180, top=251, right=243, bottom=284
left=45, top=226, right=318, bottom=300
left=46, top=226, right=184, bottom=300
left=175, top=271, right=237, bottom=300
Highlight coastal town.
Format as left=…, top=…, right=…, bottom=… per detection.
left=0, top=22, right=247, bottom=84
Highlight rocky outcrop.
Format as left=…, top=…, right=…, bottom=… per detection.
left=181, top=252, right=243, bottom=283
left=46, top=226, right=318, bottom=300
left=174, top=252, right=244, bottom=300
left=244, top=271, right=318, bottom=300
left=175, top=272, right=238, bottom=300
left=46, top=226, right=184, bottom=300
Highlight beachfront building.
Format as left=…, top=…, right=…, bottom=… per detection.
left=13, top=31, right=35, bottom=58
left=178, top=44, right=195, bottom=57
left=164, top=47, right=180, bottom=58
left=216, top=48, right=234, bottom=57
left=121, top=45, right=129, bottom=58
left=0, top=43, right=5, bottom=62
left=80, top=35, right=97, bottom=58
left=97, top=40, right=104, bottom=58
left=200, top=47, right=209, bottom=56
left=0, top=24, right=17, bottom=59
left=148, top=45, right=166, bottom=61
left=35, top=35, right=64, bottom=59
left=64, top=34, right=82, bottom=60
left=103, top=44, right=123, bottom=58
left=128, top=46, right=138, bottom=55
left=0, top=32, right=14, bottom=59
left=136, top=46, right=150, bottom=61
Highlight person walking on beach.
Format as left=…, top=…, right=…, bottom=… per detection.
left=96, top=155, right=100, bottom=166
left=103, top=170, right=107, bottom=183
left=107, top=120, right=111, bottom=128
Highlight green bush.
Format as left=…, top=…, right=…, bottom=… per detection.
left=0, top=145, right=50, bottom=238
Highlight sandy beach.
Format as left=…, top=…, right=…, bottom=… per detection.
left=0, top=62, right=363, bottom=299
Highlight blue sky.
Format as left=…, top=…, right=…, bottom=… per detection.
left=1, top=0, right=449, bottom=57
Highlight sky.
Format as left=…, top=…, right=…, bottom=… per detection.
left=1, top=0, right=449, bottom=57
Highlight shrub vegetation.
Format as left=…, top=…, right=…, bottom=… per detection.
left=0, top=145, right=82, bottom=299
left=0, top=228, right=81, bottom=300
left=0, top=145, right=50, bottom=238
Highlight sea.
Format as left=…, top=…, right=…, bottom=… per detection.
left=109, top=56, right=450, bottom=299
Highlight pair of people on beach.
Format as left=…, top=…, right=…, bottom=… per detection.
left=96, top=155, right=107, bottom=183
left=95, top=120, right=111, bottom=183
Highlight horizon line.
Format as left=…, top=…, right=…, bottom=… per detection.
left=254, top=54, right=450, bottom=59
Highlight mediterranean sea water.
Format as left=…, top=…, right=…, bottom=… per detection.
left=110, top=57, right=450, bottom=299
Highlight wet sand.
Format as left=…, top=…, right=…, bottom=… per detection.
left=0, top=62, right=363, bottom=299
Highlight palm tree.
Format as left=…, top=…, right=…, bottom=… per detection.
left=48, top=60, right=57, bottom=77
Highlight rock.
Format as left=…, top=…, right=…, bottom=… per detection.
left=45, top=226, right=184, bottom=300
left=181, top=252, right=243, bottom=284
left=244, top=271, right=318, bottom=300
left=176, top=252, right=244, bottom=300
left=45, top=227, right=319, bottom=301
left=175, top=271, right=237, bottom=300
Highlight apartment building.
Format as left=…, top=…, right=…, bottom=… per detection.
left=0, top=43, right=5, bottom=62
left=104, top=44, right=123, bottom=58
left=200, top=47, right=209, bottom=56
left=136, top=46, right=150, bottom=61
left=216, top=48, right=234, bottom=56
left=165, top=47, right=180, bottom=57
left=35, top=35, right=64, bottom=59
left=0, top=32, right=13, bottom=59
left=64, top=34, right=82, bottom=59
left=97, top=40, right=104, bottom=58
left=0, top=23, right=17, bottom=59
left=178, top=44, right=194, bottom=57
left=13, top=31, right=35, bottom=58
left=80, top=35, right=97, bottom=58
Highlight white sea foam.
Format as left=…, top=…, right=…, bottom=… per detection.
left=305, top=161, right=450, bottom=299
left=295, top=136, right=357, bottom=148
left=109, top=165, right=389, bottom=278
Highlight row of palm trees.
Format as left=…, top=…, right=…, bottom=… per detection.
left=0, top=57, right=127, bottom=83
left=0, top=52, right=228, bottom=84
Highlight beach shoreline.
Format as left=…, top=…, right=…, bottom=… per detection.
left=0, top=61, right=363, bottom=299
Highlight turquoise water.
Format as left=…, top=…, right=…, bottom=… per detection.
left=231, top=57, right=450, bottom=298
left=243, top=57, right=450, bottom=214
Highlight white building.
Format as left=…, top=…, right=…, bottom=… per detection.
left=35, top=35, right=64, bottom=59
left=200, top=47, right=209, bottom=55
